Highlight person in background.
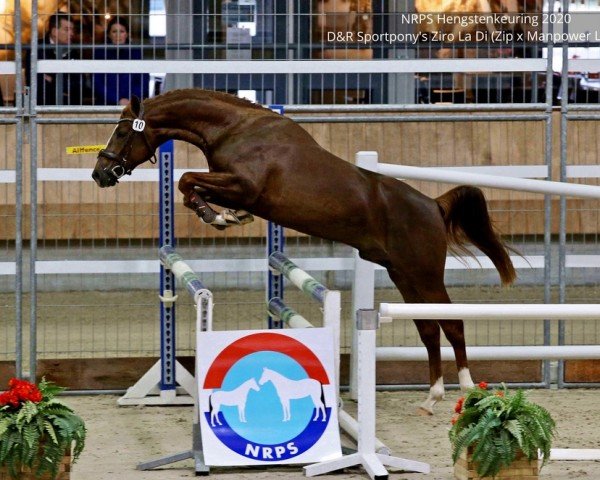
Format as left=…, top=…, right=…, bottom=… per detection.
left=33, top=12, right=88, bottom=105
left=94, top=16, right=149, bottom=106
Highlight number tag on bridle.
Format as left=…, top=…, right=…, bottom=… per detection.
left=132, top=119, right=146, bottom=132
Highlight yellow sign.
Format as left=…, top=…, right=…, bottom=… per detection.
left=66, top=145, right=105, bottom=155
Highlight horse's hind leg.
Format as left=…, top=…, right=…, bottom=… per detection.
left=311, top=395, right=326, bottom=421
left=438, top=318, right=474, bottom=392
left=389, top=268, right=475, bottom=414
left=410, top=279, right=475, bottom=394
left=387, top=271, right=445, bottom=414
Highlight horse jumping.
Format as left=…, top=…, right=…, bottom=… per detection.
left=92, top=89, right=516, bottom=414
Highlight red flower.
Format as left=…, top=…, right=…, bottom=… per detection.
left=0, top=378, right=43, bottom=408
left=478, top=381, right=488, bottom=390
left=454, top=396, right=464, bottom=413
left=0, top=391, right=20, bottom=408
left=451, top=416, right=458, bottom=425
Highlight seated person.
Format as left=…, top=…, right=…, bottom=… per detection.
left=93, top=17, right=149, bottom=105
left=33, top=12, right=89, bottom=105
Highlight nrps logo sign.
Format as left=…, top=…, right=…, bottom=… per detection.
left=197, top=329, right=341, bottom=466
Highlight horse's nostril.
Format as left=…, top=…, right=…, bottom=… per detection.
left=92, top=170, right=98, bottom=181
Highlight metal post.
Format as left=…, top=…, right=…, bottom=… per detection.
left=542, top=3, right=554, bottom=386
left=267, top=222, right=285, bottom=328
left=14, top=0, right=23, bottom=378
left=159, top=140, right=176, bottom=393
left=557, top=0, right=569, bottom=387
left=29, top=0, right=39, bottom=383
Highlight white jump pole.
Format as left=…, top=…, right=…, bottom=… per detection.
left=550, top=450, right=600, bottom=461
left=379, top=303, right=600, bottom=321
left=377, top=345, right=600, bottom=362
left=377, top=163, right=600, bottom=199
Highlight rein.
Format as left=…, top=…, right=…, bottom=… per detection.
left=98, top=101, right=158, bottom=180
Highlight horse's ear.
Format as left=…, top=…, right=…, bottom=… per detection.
left=130, top=95, right=141, bottom=117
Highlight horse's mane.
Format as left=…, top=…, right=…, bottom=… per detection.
left=147, top=88, right=270, bottom=113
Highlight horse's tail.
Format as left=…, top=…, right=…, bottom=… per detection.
left=435, top=185, right=516, bottom=286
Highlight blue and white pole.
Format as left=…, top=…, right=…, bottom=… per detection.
left=158, top=140, right=177, bottom=393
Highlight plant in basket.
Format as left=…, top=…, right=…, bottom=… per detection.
left=449, top=381, right=556, bottom=479
left=0, top=378, right=86, bottom=479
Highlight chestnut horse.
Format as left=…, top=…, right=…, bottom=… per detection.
left=92, top=89, right=516, bottom=414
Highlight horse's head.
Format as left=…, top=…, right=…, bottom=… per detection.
left=258, top=367, right=271, bottom=385
left=92, top=95, right=157, bottom=188
left=250, top=378, right=260, bottom=391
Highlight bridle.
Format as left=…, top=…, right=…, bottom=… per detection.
left=97, top=102, right=157, bottom=180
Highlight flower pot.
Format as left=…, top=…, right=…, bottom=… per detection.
left=454, top=448, right=539, bottom=480
left=0, top=450, right=71, bottom=480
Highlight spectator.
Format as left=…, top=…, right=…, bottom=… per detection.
left=33, top=12, right=89, bottom=105
left=93, top=17, right=149, bottom=106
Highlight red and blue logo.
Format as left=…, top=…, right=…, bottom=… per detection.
left=202, top=332, right=333, bottom=462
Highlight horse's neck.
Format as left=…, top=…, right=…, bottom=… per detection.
left=266, top=370, right=285, bottom=383
left=242, top=379, right=255, bottom=391
left=148, top=94, right=237, bottom=151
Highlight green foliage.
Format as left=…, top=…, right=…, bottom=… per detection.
left=449, top=384, right=556, bottom=478
left=0, top=378, right=86, bottom=479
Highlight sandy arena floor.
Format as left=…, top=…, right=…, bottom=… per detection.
left=66, top=388, right=599, bottom=480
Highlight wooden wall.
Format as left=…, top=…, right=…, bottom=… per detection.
left=1, top=111, right=599, bottom=241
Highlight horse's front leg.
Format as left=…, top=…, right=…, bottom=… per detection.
left=211, top=410, right=221, bottom=427
left=179, top=171, right=255, bottom=230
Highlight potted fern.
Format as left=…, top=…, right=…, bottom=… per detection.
left=0, top=378, right=86, bottom=480
left=449, top=382, right=556, bottom=479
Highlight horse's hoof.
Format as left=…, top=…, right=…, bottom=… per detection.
left=234, top=210, right=254, bottom=225
left=222, top=209, right=254, bottom=226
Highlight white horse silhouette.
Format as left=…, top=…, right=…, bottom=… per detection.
left=258, top=367, right=326, bottom=422
left=209, top=377, right=260, bottom=427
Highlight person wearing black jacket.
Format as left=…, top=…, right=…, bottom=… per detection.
left=32, top=13, right=86, bottom=105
